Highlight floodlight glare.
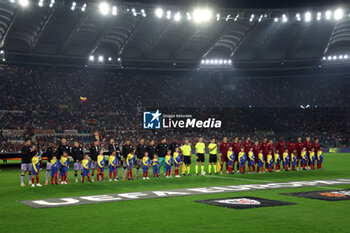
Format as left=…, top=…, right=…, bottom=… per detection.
left=205, top=59, right=209, bottom=64
left=228, top=60, right=232, bottom=64
left=193, top=9, right=212, bottom=23
left=112, top=6, right=117, bottom=15
left=89, top=55, right=94, bottom=61
left=186, top=12, right=191, bottom=20
left=274, top=18, right=278, bottom=22
left=339, top=55, right=343, bottom=59
left=305, top=12, right=312, bottom=22
left=155, top=8, right=163, bottom=18
left=333, top=55, right=337, bottom=60
left=108, top=57, right=112, bottom=61
left=98, top=56, right=104, bottom=62
left=99, top=2, right=110, bottom=15
left=322, top=57, right=326, bottom=60
left=19, top=0, right=29, bottom=7
left=166, top=10, right=171, bottom=19
left=327, top=56, right=332, bottom=60
left=334, top=8, right=343, bottom=21
left=345, top=55, right=349, bottom=59
left=325, top=10, right=332, bottom=20
left=174, top=12, right=181, bottom=21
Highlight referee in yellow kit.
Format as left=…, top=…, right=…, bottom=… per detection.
left=181, top=139, right=192, bottom=176
left=195, top=137, right=206, bottom=176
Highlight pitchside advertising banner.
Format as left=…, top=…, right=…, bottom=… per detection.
left=20, top=178, right=350, bottom=209
left=142, top=107, right=347, bottom=132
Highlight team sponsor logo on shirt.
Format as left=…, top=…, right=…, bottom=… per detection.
left=197, top=197, right=295, bottom=209
left=282, top=189, right=350, bottom=201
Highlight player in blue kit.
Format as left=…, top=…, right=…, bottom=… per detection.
left=108, top=151, right=118, bottom=182
left=82, top=154, right=91, bottom=183
left=173, top=148, right=182, bottom=178
left=50, top=155, right=59, bottom=185
left=153, top=154, right=160, bottom=178
left=142, top=152, right=151, bottom=180
left=60, top=151, right=70, bottom=184
left=97, top=150, right=106, bottom=182
left=165, top=150, right=173, bottom=178
left=227, top=147, right=235, bottom=174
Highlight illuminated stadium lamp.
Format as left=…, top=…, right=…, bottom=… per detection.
left=305, top=12, right=312, bottom=22
left=322, top=57, right=326, bottom=60
left=155, top=8, right=163, bottom=18
left=325, top=10, right=332, bottom=20
left=334, top=9, right=343, bottom=21
left=333, top=55, right=337, bottom=60
left=38, top=0, right=43, bottom=7
left=19, top=0, right=29, bottom=7
left=296, top=13, right=301, bottom=21
left=234, top=14, right=239, bottom=21
left=0, top=50, right=4, bottom=54
left=49, top=0, right=54, bottom=8
left=108, top=57, right=112, bottom=61
left=186, top=12, right=191, bottom=20
left=226, top=14, right=231, bottom=21
left=339, top=55, right=343, bottom=60
left=219, top=59, right=223, bottom=64
left=201, top=60, right=205, bottom=64
left=112, top=6, right=117, bottom=15
left=345, top=55, right=349, bottom=59
left=99, top=2, right=110, bottom=15
left=274, top=17, right=278, bottom=22
left=117, top=57, right=121, bottom=62
left=327, top=56, right=332, bottom=60
left=193, top=9, right=212, bottom=23
left=89, top=55, right=94, bottom=61
left=9, top=0, right=15, bottom=3
left=282, top=14, right=288, bottom=22
left=216, top=13, right=220, bottom=21
left=223, top=60, right=227, bottom=64
left=317, top=12, right=321, bottom=21
left=228, top=60, right=232, bottom=64
left=71, top=2, right=76, bottom=11
left=209, top=60, right=214, bottom=64
left=249, top=14, right=254, bottom=22
left=205, top=59, right=209, bottom=64
left=174, top=12, right=181, bottom=21
left=214, top=59, right=218, bottom=64
left=258, top=15, right=263, bottom=22
left=166, top=10, right=171, bottom=19
left=131, top=8, right=135, bottom=13
left=98, top=56, right=104, bottom=62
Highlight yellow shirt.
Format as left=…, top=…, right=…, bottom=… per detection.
left=283, top=152, right=289, bottom=162
left=181, top=144, right=191, bottom=156
left=195, top=142, right=205, bottom=154
left=208, top=143, right=217, bottom=155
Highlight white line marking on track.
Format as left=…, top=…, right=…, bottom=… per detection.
left=206, top=176, right=274, bottom=183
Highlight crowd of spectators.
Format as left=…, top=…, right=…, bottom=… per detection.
left=0, top=65, right=349, bottom=152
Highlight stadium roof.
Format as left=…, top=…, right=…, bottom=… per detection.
left=1, top=0, right=350, bottom=70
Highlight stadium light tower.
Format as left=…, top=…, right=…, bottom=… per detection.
left=334, top=8, right=344, bottom=21
left=19, top=0, right=29, bottom=7
left=305, top=12, right=312, bottom=22
left=99, top=2, right=110, bottom=16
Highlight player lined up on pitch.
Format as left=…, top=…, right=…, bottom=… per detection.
left=19, top=136, right=324, bottom=187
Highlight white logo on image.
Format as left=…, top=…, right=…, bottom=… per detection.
left=215, top=198, right=261, bottom=205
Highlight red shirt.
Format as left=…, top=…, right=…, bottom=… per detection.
left=231, top=142, right=241, bottom=155
left=276, top=141, right=285, bottom=155
left=304, top=141, right=313, bottom=152
left=268, top=144, right=275, bottom=156
left=313, top=143, right=320, bottom=152
left=287, top=142, right=295, bottom=154
left=295, top=142, right=303, bottom=156
left=260, top=142, right=269, bottom=155
left=243, top=141, right=251, bottom=154
left=219, top=142, right=230, bottom=156
left=252, top=144, right=260, bottom=157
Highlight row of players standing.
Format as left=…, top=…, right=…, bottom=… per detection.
left=220, top=136, right=321, bottom=172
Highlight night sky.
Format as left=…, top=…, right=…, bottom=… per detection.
left=125, top=0, right=349, bottom=9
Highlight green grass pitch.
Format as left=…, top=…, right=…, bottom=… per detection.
left=1, top=153, right=350, bottom=233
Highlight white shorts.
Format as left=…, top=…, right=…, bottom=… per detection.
left=21, top=163, right=33, bottom=172
left=91, top=161, right=97, bottom=169
left=74, top=162, right=83, bottom=171
left=46, top=162, right=52, bottom=170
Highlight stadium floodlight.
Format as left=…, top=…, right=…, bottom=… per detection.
left=345, top=55, right=349, bottom=59
left=174, top=12, right=181, bottom=21
left=38, top=0, right=43, bottom=7
left=205, top=59, right=209, bottom=64
left=296, top=13, right=301, bottom=21
left=117, top=57, right=121, bottom=62
left=0, top=50, right=4, bottom=54
left=166, top=10, right=171, bottom=19
left=333, top=55, right=337, bottom=60
left=214, top=59, right=218, bottom=64
left=234, top=14, right=239, bottom=21
left=258, top=15, right=263, bottom=22
left=282, top=14, right=288, bottom=22
left=334, top=9, right=344, bottom=21
left=327, top=56, right=332, bottom=60
left=226, top=14, right=231, bottom=21
left=9, top=0, right=15, bottom=3
left=193, top=9, right=212, bottom=23
left=209, top=59, right=214, bottom=64
left=249, top=14, right=254, bottom=22
left=339, top=55, right=343, bottom=59
left=108, top=57, right=112, bottom=61
left=228, top=60, right=232, bottom=64
left=325, top=10, right=332, bottom=20
left=274, top=17, right=278, bottom=22
left=112, top=6, right=117, bottom=15
left=131, top=8, right=135, bottom=13
left=19, top=0, right=29, bottom=7
left=186, top=12, right=191, bottom=20
left=305, top=12, right=312, bottom=22
left=155, top=8, right=163, bottom=18
left=216, top=13, right=220, bottom=21
left=317, top=12, right=321, bottom=21
left=99, top=2, right=110, bottom=15
left=89, top=55, right=94, bottom=61
left=49, top=0, right=54, bottom=8
left=223, top=60, right=227, bottom=64
left=322, top=56, right=326, bottom=60
left=98, top=55, right=104, bottom=62
left=218, top=59, right=223, bottom=64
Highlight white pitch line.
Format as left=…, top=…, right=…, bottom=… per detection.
left=206, top=175, right=274, bottom=183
